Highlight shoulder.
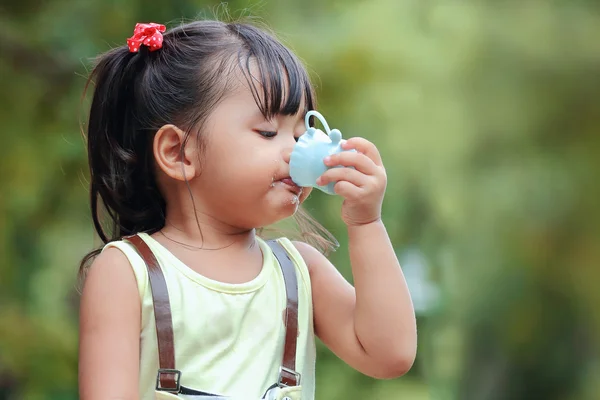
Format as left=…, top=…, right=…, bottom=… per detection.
left=289, top=240, right=333, bottom=277
left=267, top=237, right=329, bottom=276
left=265, top=237, right=313, bottom=281
left=95, top=243, right=131, bottom=267
left=85, top=245, right=133, bottom=281
left=95, top=238, right=150, bottom=296
left=80, top=237, right=150, bottom=316
left=79, top=244, right=142, bottom=346
left=81, top=245, right=140, bottom=307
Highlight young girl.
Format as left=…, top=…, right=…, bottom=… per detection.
left=78, top=20, right=417, bottom=400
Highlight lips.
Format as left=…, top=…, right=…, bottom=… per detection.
left=278, top=177, right=303, bottom=195
left=280, top=177, right=296, bottom=186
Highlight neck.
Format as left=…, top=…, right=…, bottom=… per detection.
left=160, top=201, right=256, bottom=251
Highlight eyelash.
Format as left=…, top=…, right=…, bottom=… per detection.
left=258, top=131, right=277, bottom=138
left=258, top=131, right=300, bottom=142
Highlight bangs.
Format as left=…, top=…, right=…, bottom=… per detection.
left=231, top=23, right=315, bottom=120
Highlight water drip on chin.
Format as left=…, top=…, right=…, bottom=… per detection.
left=290, top=195, right=300, bottom=213
left=290, top=187, right=302, bottom=213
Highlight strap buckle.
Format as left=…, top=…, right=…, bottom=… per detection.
left=155, top=368, right=181, bottom=392
left=277, top=366, right=301, bottom=387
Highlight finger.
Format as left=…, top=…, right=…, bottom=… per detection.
left=324, top=151, right=377, bottom=175
left=317, top=166, right=369, bottom=188
left=341, top=137, right=383, bottom=166
left=333, top=180, right=362, bottom=199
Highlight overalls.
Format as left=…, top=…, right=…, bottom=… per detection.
left=126, top=235, right=303, bottom=400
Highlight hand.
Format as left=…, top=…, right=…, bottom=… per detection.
left=316, top=137, right=387, bottom=227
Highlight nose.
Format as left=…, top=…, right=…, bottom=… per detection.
left=283, top=147, right=292, bottom=164
left=283, top=133, right=298, bottom=164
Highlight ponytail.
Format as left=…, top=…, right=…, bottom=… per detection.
left=79, top=45, right=166, bottom=281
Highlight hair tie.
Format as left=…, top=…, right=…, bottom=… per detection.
left=127, top=22, right=166, bottom=53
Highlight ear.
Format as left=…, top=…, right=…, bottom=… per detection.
left=153, top=124, right=198, bottom=181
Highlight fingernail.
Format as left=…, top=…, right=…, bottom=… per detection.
left=323, top=156, right=331, bottom=164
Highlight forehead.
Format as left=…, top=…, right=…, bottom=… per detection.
left=209, top=65, right=305, bottom=129
left=227, top=55, right=312, bottom=120
left=223, top=83, right=307, bottom=128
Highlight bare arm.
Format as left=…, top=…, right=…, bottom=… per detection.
left=348, top=220, right=416, bottom=370
left=298, top=136, right=417, bottom=378
left=78, top=247, right=141, bottom=400
left=295, top=231, right=416, bottom=379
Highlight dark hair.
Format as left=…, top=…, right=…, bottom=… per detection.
left=79, top=20, right=337, bottom=283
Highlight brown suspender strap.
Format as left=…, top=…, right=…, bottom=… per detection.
left=266, top=239, right=300, bottom=387
left=125, top=234, right=300, bottom=392
left=125, top=234, right=180, bottom=393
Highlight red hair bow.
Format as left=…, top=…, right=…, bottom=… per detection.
left=127, top=22, right=166, bottom=53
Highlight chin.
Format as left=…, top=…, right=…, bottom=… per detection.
left=257, top=199, right=300, bottom=226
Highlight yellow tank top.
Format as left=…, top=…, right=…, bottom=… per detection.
left=104, top=233, right=316, bottom=400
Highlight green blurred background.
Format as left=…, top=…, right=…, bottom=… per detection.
left=1, top=0, right=599, bottom=399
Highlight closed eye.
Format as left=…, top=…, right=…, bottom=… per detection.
left=257, top=130, right=277, bottom=138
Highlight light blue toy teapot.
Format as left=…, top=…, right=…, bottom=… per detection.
left=290, top=110, right=354, bottom=195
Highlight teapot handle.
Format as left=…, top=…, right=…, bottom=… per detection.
left=305, top=110, right=333, bottom=135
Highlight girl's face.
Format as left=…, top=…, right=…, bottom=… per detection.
left=190, top=74, right=313, bottom=230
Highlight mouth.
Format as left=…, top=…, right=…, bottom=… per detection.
left=276, top=177, right=303, bottom=196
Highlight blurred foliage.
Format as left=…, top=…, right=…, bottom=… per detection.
left=1, top=0, right=599, bottom=399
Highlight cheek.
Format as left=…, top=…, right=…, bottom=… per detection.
left=198, top=126, right=283, bottom=188
left=240, top=143, right=281, bottom=173
left=202, top=145, right=279, bottom=190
